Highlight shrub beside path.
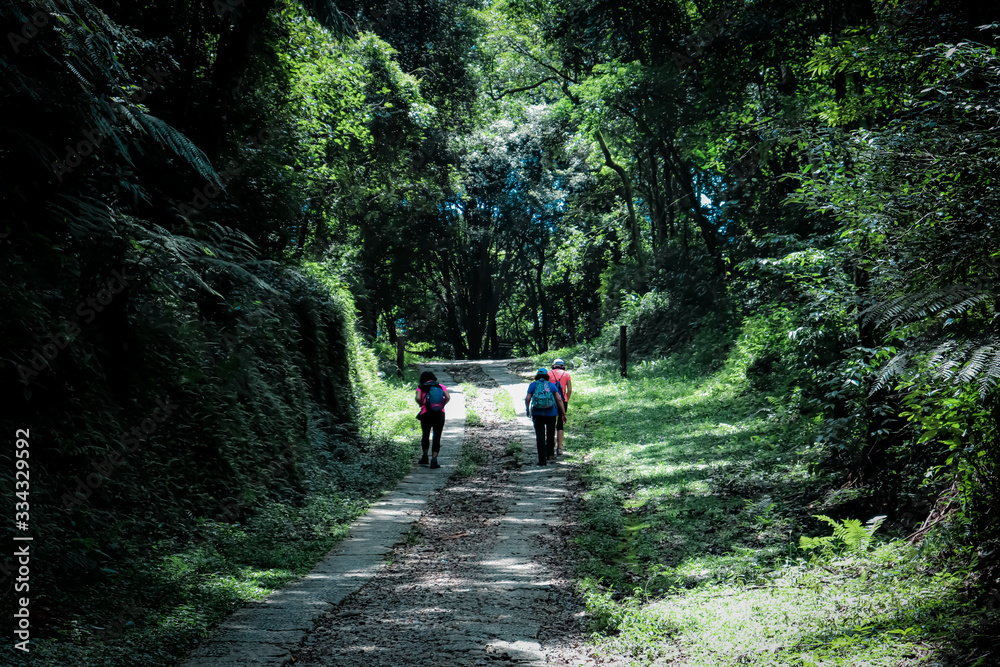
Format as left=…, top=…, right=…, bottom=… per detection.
left=182, top=361, right=588, bottom=667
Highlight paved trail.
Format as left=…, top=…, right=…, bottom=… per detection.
left=182, top=361, right=593, bottom=667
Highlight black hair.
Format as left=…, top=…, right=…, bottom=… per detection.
left=535, top=372, right=549, bottom=381
left=419, top=371, right=437, bottom=385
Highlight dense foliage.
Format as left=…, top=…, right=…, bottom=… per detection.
left=2, top=0, right=1000, bottom=662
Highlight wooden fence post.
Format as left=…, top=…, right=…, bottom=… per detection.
left=620, top=325, right=627, bottom=378
left=396, top=336, right=405, bottom=377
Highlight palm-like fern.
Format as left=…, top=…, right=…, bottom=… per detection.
left=861, top=285, right=993, bottom=331
left=1, top=0, right=217, bottom=185
left=863, top=285, right=999, bottom=397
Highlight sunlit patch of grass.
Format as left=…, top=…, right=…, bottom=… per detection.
left=494, top=387, right=517, bottom=421
left=201, top=567, right=294, bottom=600
left=568, top=360, right=984, bottom=666
left=460, top=381, right=478, bottom=399
left=633, top=541, right=976, bottom=666
left=466, top=404, right=483, bottom=426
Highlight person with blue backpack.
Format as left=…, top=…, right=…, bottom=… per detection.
left=525, top=368, right=566, bottom=466
left=416, top=371, right=450, bottom=469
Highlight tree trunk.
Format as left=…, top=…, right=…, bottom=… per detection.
left=488, top=310, right=498, bottom=358
left=537, top=245, right=548, bottom=353
left=663, top=141, right=726, bottom=277
left=564, top=266, right=577, bottom=345
left=385, top=312, right=397, bottom=344
left=439, top=255, right=469, bottom=359
left=596, top=130, right=645, bottom=270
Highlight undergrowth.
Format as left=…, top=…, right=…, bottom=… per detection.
left=562, top=329, right=995, bottom=666
left=1, top=271, right=421, bottom=667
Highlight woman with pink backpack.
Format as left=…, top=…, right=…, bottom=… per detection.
left=415, top=371, right=450, bottom=468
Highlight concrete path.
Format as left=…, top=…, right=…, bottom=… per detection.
left=471, top=361, right=571, bottom=663
left=182, top=361, right=573, bottom=667
left=290, top=361, right=575, bottom=666
left=181, top=365, right=466, bottom=667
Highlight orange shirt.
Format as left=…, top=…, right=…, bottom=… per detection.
left=549, top=368, right=571, bottom=398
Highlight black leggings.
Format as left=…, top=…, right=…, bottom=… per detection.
left=420, top=410, right=446, bottom=454
left=532, top=415, right=557, bottom=462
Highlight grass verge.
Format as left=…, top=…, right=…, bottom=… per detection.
left=455, top=437, right=489, bottom=478
left=565, top=359, right=991, bottom=666
left=495, top=386, right=517, bottom=421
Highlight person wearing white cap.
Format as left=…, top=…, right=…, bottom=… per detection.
left=549, top=359, right=572, bottom=455
left=525, top=368, right=566, bottom=465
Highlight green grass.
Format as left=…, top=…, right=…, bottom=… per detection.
left=495, top=387, right=517, bottom=421
left=466, top=404, right=483, bottom=426
left=461, top=383, right=483, bottom=426
left=455, top=437, right=488, bottom=478
left=567, top=359, right=986, bottom=666
left=505, top=439, right=523, bottom=458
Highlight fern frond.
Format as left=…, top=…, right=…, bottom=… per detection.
left=48, top=194, right=121, bottom=239
left=870, top=350, right=907, bottom=395
left=956, top=345, right=995, bottom=385
left=862, top=285, right=993, bottom=330
left=865, top=514, right=887, bottom=536
left=834, top=518, right=865, bottom=549
left=799, top=535, right=835, bottom=551
left=936, top=358, right=961, bottom=382
left=979, top=349, right=1000, bottom=399
left=941, top=292, right=993, bottom=319
left=927, top=341, right=957, bottom=367
left=137, top=114, right=217, bottom=182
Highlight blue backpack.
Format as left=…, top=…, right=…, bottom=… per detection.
left=532, top=381, right=555, bottom=410
left=422, top=383, right=446, bottom=412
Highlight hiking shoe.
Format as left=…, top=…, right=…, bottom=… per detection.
left=538, top=461, right=547, bottom=466
left=556, top=449, right=564, bottom=456
left=418, top=454, right=429, bottom=465
left=547, top=455, right=556, bottom=461
left=430, top=457, right=440, bottom=469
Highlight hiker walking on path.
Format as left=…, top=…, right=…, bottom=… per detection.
left=549, top=359, right=572, bottom=456
left=416, top=371, right=450, bottom=469
left=525, top=367, right=566, bottom=466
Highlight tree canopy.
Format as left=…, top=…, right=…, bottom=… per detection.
left=2, top=0, right=1000, bottom=661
